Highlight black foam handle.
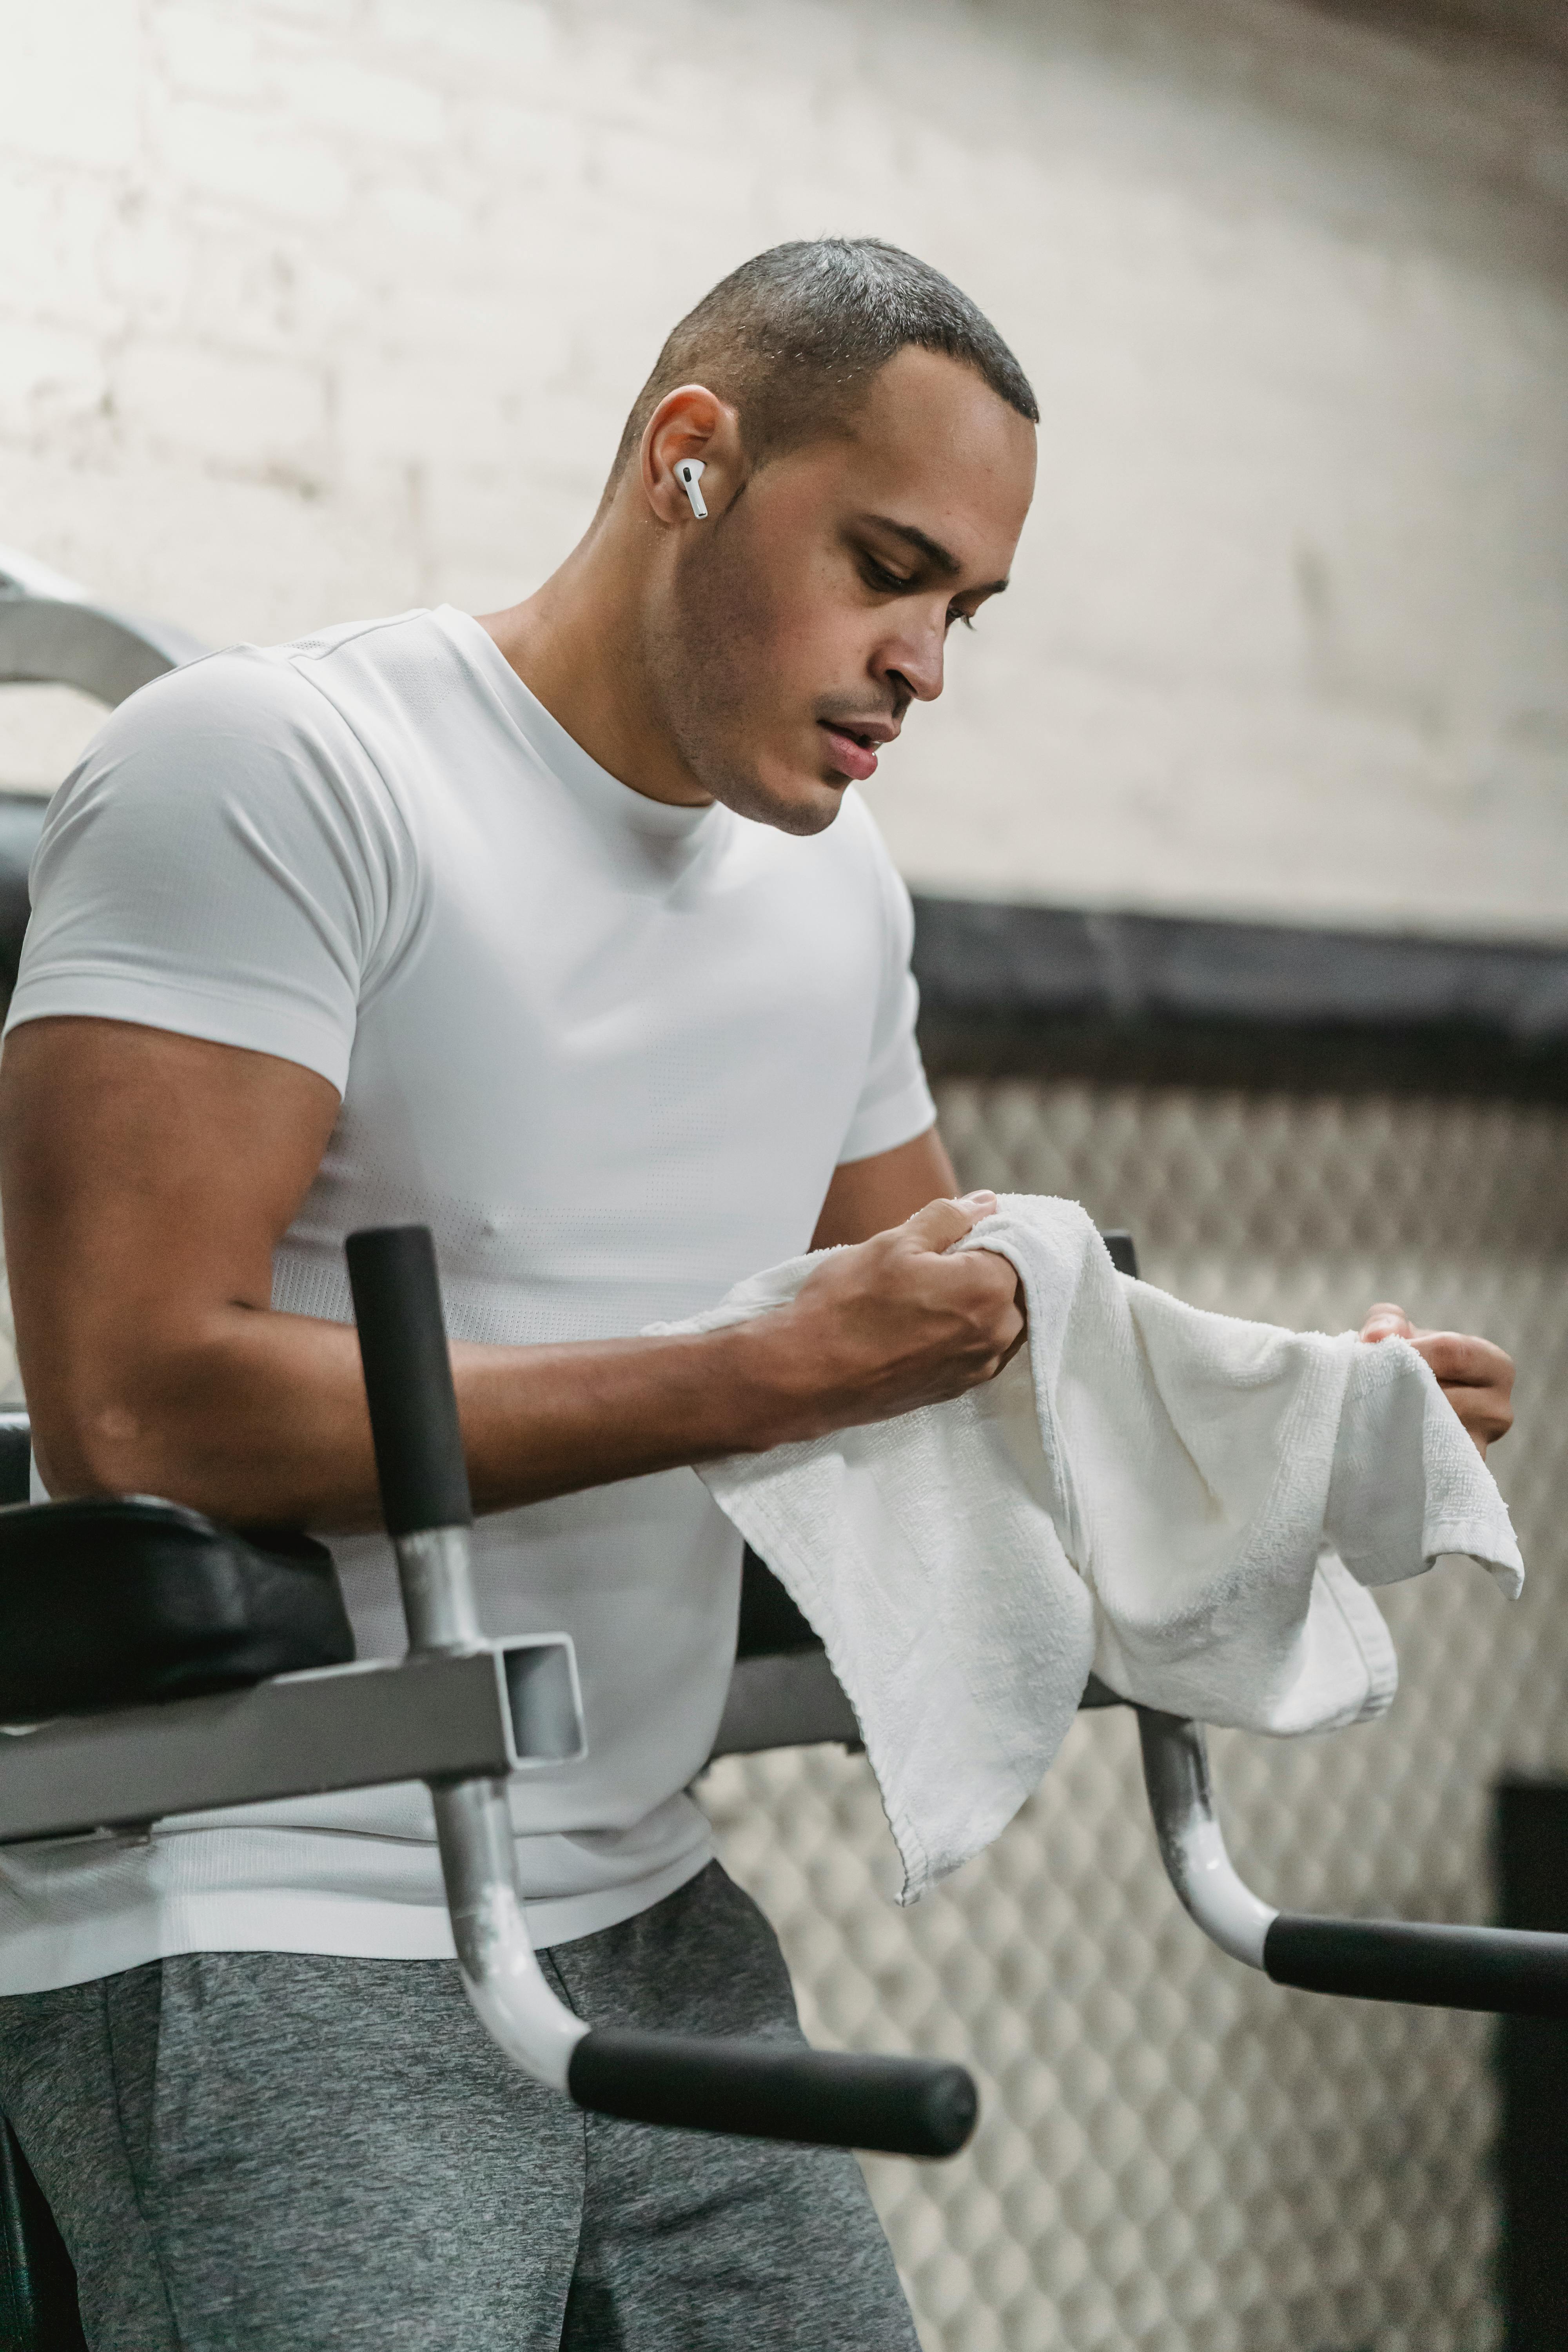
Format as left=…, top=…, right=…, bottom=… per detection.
left=1100, top=1229, right=1140, bottom=1280
left=346, top=1227, right=472, bottom=1537
left=568, top=2029, right=977, bottom=2158
left=1265, top=1913, right=1568, bottom=2018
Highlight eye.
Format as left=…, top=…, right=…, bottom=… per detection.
left=860, top=554, right=913, bottom=595
left=947, top=606, right=978, bottom=633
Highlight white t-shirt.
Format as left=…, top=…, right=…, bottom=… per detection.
left=0, top=605, right=935, bottom=1992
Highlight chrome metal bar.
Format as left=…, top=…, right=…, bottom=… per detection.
left=0, top=543, right=207, bottom=703
left=394, top=1524, right=488, bottom=1651
left=1136, top=1705, right=1568, bottom=2017
left=0, top=1642, right=571, bottom=1844
left=1135, top=1706, right=1276, bottom=1969
left=431, top=1776, right=587, bottom=2091
left=382, top=1475, right=590, bottom=2089
left=346, top=1225, right=980, bottom=2147
left=710, top=1648, right=861, bottom=1757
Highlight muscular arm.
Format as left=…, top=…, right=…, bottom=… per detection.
left=810, top=1125, right=960, bottom=1247
left=0, top=1020, right=1018, bottom=1531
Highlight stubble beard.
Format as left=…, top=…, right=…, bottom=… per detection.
left=642, top=529, right=844, bottom=838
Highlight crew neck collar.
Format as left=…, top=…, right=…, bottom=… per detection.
left=438, top=606, right=719, bottom=842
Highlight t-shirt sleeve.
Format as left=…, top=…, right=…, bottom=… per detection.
left=3, top=653, right=415, bottom=1097
left=837, top=812, right=938, bottom=1165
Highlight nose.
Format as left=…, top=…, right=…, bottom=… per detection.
left=877, top=604, right=947, bottom=707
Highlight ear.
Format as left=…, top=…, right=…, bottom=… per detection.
left=641, top=384, right=742, bottom=527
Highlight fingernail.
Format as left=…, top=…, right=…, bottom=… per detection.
left=958, top=1191, right=997, bottom=1211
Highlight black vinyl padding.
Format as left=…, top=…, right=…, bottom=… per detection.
left=0, top=1496, right=353, bottom=1722
left=735, top=1545, right=818, bottom=1659
left=0, top=796, right=45, bottom=997
left=568, top=2027, right=978, bottom=2157
left=0, top=1418, right=30, bottom=1513
left=1264, top=1912, right=1568, bottom=2018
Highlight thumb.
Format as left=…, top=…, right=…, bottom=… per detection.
left=1361, top=1301, right=1414, bottom=1344
left=902, top=1192, right=998, bottom=1254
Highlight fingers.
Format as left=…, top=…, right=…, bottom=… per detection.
left=1360, top=1302, right=1414, bottom=1343
left=1361, top=1310, right=1511, bottom=1397
left=996, top=1312, right=1030, bottom=1372
left=962, top=1241, right=1026, bottom=1350
left=1410, top=1331, right=1515, bottom=1456
left=1411, top=1331, right=1511, bottom=1388
left=898, top=1198, right=1023, bottom=1371
left=900, top=1192, right=998, bottom=1254
left=1359, top=1305, right=1516, bottom=1457
left=779, top=1189, right=1024, bottom=1437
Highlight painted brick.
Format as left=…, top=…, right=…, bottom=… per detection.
left=0, top=2, right=142, bottom=172
left=114, top=339, right=329, bottom=475
left=282, top=53, right=448, bottom=147
left=371, top=0, right=554, bottom=76
left=0, top=322, right=109, bottom=438
left=0, top=166, right=116, bottom=323
left=464, top=100, right=588, bottom=189
left=99, top=195, right=195, bottom=334
left=158, top=98, right=352, bottom=222
left=152, top=5, right=264, bottom=100
left=0, top=0, right=1564, bottom=940
left=334, top=358, right=516, bottom=469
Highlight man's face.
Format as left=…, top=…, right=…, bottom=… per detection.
left=649, top=347, right=1038, bottom=835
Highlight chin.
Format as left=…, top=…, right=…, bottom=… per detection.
left=714, top=764, right=848, bottom=837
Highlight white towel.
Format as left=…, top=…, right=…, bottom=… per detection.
left=657, top=1195, right=1522, bottom=1902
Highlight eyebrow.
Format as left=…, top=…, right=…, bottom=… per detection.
left=862, top=515, right=1009, bottom=597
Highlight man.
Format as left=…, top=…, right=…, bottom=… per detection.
left=0, top=239, right=1514, bottom=2349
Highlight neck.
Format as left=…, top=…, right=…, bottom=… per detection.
left=477, top=513, right=712, bottom=809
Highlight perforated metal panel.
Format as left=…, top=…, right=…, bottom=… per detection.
left=704, top=1078, right=1568, bottom=2351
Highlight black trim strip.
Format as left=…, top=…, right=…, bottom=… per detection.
left=912, top=895, right=1568, bottom=1098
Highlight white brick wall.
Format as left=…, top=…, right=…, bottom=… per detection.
left=2, top=0, right=1566, bottom=938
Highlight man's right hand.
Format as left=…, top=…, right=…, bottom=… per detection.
left=737, top=1192, right=1026, bottom=1447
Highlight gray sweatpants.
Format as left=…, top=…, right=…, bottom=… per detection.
left=0, top=1862, right=918, bottom=2351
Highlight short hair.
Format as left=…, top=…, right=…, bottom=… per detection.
left=609, top=237, right=1038, bottom=486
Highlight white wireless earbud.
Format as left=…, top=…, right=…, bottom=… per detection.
left=675, top=459, right=708, bottom=521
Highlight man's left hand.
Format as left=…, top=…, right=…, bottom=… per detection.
left=1359, top=1303, right=1514, bottom=1458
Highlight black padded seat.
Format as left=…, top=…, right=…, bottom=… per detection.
left=736, top=1544, right=818, bottom=1660
left=0, top=1496, right=353, bottom=1724
left=0, top=1418, right=350, bottom=2348
left=0, top=1418, right=31, bottom=1514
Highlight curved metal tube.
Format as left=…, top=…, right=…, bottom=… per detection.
left=395, top=1525, right=488, bottom=1651
left=392, top=1523, right=589, bottom=2092
left=430, top=1775, right=587, bottom=2092
left=0, top=543, right=207, bottom=704
left=1135, top=1706, right=1276, bottom=1969
left=1135, top=1702, right=1568, bottom=2017
left=351, top=1227, right=981, bottom=2152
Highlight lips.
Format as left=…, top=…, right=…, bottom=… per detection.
left=818, top=722, right=882, bottom=783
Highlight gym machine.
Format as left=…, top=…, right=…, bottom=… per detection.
left=4, top=554, right=1568, bottom=2352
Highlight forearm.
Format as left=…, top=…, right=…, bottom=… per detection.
left=27, top=1306, right=792, bottom=1532
left=5, top=1029, right=1021, bottom=1530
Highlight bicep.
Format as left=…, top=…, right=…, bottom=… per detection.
left=810, top=1124, right=958, bottom=1249
left=0, top=1019, right=340, bottom=1477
